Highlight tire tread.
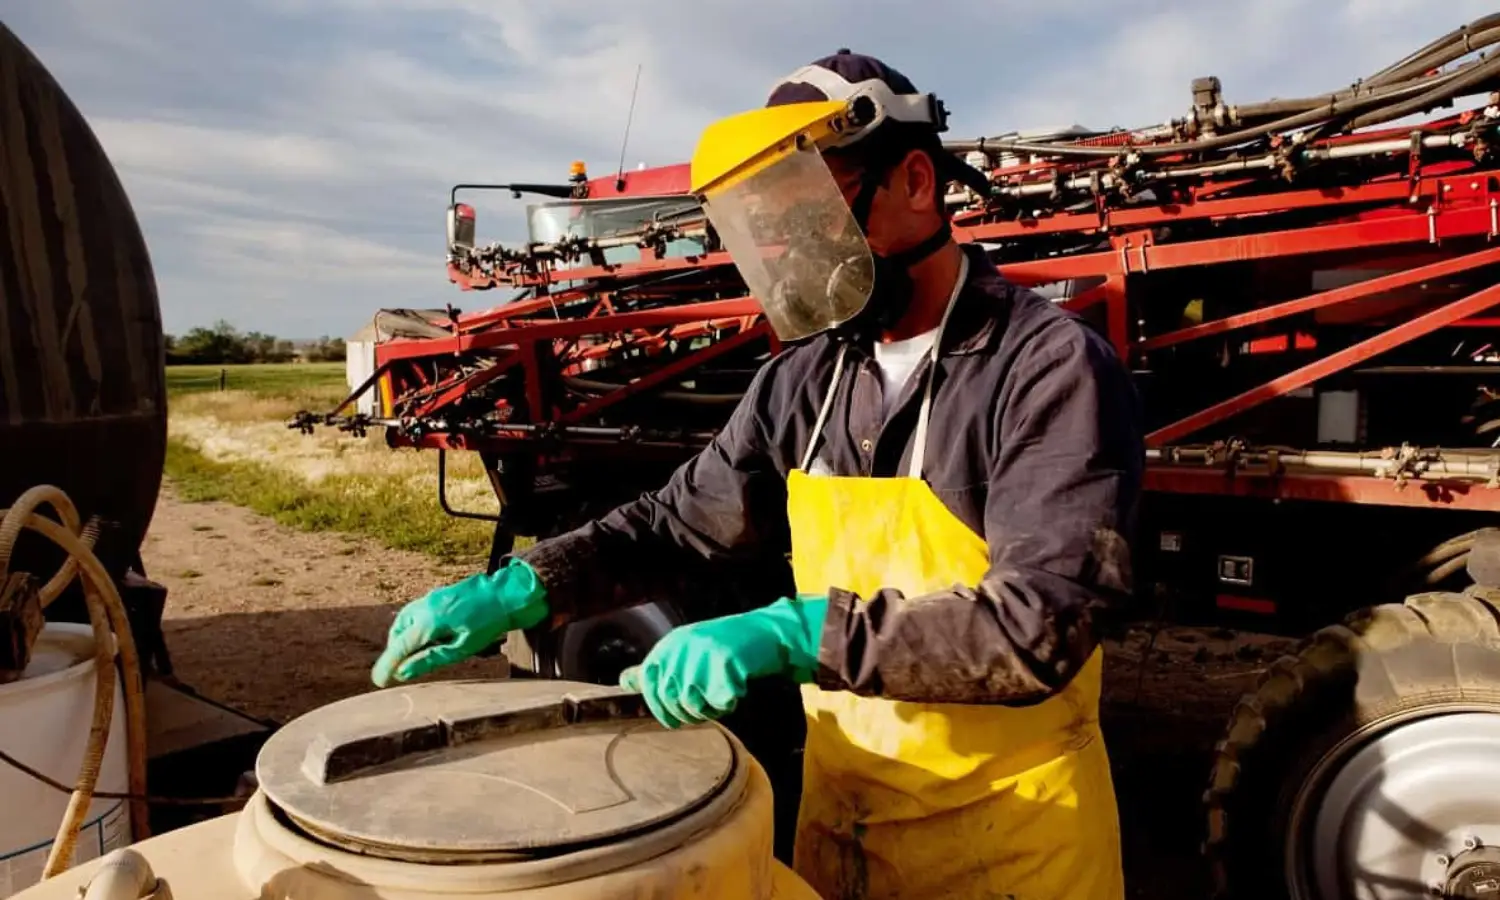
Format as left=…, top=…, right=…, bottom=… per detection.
left=1203, top=591, right=1500, bottom=898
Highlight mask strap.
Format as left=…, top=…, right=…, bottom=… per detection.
left=891, top=219, right=952, bottom=267
left=848, top=167, right=953, bottom=268
left=799, top=343, right=849, bottom=473
left=849, top=175, right=880, bottom=234
left=907, top=251, right=969, bottom=480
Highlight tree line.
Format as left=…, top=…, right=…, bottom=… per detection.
left=165, top=320, right=346, bottom=365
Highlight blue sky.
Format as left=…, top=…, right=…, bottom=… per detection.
left=4, top=0, right=1493, bottom=338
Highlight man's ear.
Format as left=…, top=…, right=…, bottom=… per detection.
left=899, top=148, right=940, bottom=213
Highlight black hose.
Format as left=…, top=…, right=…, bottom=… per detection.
left=563, top=375, right=746, bottom=405
left=946, top=15, right=1500, bottom=160
left=1365, top=20, right=1484, bottom=84
left=1232, top=54, right=1495, bottom=121
left=1345, top=50, right=1500, bottom=130
left=1369, top=26, right=1500, bottom=87
left=956, top=68, right=1485, bottom=161
left=1365, top=15, right=1500, bottom=86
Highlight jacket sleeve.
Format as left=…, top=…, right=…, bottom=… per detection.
left=513, top=358, right=793, bottom=623
left=813, top=321, right=1145, bottom=704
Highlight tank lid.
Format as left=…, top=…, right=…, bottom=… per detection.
left=255, top=679, right=736, bottom=862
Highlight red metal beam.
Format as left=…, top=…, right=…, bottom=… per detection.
left=411, top=355, right=521, bottom=418
left=559, top=323, right=770, bottom=424
left=523, top=341, right=544, bottom=421
left=957, top=171, right=1492, bottom=242
left=1146, top=281, right=1500, bottom=446
left=958, top=179, right=1420, bottom=241
left=1061, top=274, right=1130, bottom=357
left=376, top=297, right=764, bottom=361
left=1145, top=466, right=1500, bottom=511
left=454, top=286, right=600, bottom=330
left=1000, top=205, right=1495, bottom=284
left=1136, top=244, right=1500, bottom=352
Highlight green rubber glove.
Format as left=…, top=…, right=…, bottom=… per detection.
left=620, top=595, right=828, bottom=729
left=371, top=558, right=549, bottom=687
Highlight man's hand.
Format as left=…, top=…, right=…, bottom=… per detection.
left=620, top=596, right=827, bottom=729
left=371, top=558, right=550, bottom=686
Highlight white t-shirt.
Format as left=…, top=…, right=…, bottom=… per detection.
left=873, top=327, right=939, bottom=421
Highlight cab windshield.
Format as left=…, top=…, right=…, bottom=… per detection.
left=526, top=195, right=707, bottom=269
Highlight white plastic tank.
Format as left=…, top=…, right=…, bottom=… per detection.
left=0, top=624, right=130, bottom=898
left=9, top=679, right=820, bottom=899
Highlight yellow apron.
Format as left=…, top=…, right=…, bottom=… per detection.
left=785, top=290, right=1125, bottom=899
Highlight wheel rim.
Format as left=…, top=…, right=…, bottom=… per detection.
left=547, top=603, right=679, bottom=686
left=1287, top=707, right=1500, bottom=899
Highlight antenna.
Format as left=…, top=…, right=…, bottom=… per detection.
left=615, top=63, right=643, bottom=192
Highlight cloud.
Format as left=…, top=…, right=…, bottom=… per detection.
left=5, top=0, right=1497, bottom=337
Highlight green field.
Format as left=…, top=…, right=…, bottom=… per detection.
left=163, top=362, right=498, bottom=564
left=167, top=362, right=348, bottom=399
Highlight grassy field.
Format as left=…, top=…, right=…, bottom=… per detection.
left=166, top=362, right=348, bottom=397
left=163, top=362, right=497, bottom=563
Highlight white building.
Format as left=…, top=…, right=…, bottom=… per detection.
left=345, top=309, right=452, bottom=415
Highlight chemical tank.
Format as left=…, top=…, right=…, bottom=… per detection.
left=9, top=680, right=822, bottom=899
left=0, top=22, right=167, bottom=590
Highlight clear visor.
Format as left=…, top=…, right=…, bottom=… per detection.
left=700, top=144, right=874, bottom=341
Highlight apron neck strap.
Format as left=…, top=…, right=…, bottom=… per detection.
left=797, top=249, right=970, bottom=479
left=800, top=343, right=849, bottom=473
left=908, top=251, right=968, bottom=479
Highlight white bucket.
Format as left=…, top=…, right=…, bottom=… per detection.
left=0, top=623, right=130, bottom=898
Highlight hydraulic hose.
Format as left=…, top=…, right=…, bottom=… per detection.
left=1231, top=53, right=1495, bottom=122
left=946, top=14, right=1500, bottom=160
left=1345, top=51, right=1500, bottom=130
left=0, top=485, right=149, bottom=879
left=562, top=375, right=747, bottom=405
left=1364, top=15, right=1500, bottom=86
left=1366, top=26, right=1500, bottom=88
left=954, top=67, right=1488, bottom=160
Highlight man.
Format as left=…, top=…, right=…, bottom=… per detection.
left=373, top=50, right=1143, bottom=900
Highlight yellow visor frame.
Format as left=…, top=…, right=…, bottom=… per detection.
left=689, top=99, right=853, bottom=195
left=689, top=100, right=877, bottom=341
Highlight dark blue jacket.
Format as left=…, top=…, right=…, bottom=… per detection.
left=518, top=243, right=1146, bottom=704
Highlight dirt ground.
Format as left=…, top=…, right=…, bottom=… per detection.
left=142, top=487, right=1298, bottom=899
left=141, top=485, right=504, bottom=724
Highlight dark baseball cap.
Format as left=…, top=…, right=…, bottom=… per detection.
left=765, top=49, right=991, bottom=197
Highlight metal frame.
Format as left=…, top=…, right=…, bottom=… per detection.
left=294, top=83, right=1500, bottom=515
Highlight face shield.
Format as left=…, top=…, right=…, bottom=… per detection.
left=700, top=143, right=874, bottom=341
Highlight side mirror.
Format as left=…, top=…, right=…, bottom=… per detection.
left=447, top=202, right=476, bottom=253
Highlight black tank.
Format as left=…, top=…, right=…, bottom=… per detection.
left=0, top=22, right=166, bottom=586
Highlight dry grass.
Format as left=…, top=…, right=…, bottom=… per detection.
left=163, top=368, right=503, bottom=564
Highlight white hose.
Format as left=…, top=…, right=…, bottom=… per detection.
left=0, top=485, right=149, bottom=878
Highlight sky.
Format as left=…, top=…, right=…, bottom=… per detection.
left=4, top=0, right=1495, bottom=339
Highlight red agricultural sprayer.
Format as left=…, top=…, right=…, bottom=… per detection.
left=296, top=17, right=1500, bottom=898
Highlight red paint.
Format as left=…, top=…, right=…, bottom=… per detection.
left=582, top=163, right=691, bottom=198
left=1216, top=595, right=1278, bottom=615
left=1144, top=467, right=1500, bottom=512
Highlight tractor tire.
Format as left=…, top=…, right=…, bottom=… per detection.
left=501, top=601, right=683, bottom=686
left=1203, top=587, right=1500, bottom=900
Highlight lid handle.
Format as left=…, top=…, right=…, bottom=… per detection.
left=301, top=687, right=652, bottom=785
